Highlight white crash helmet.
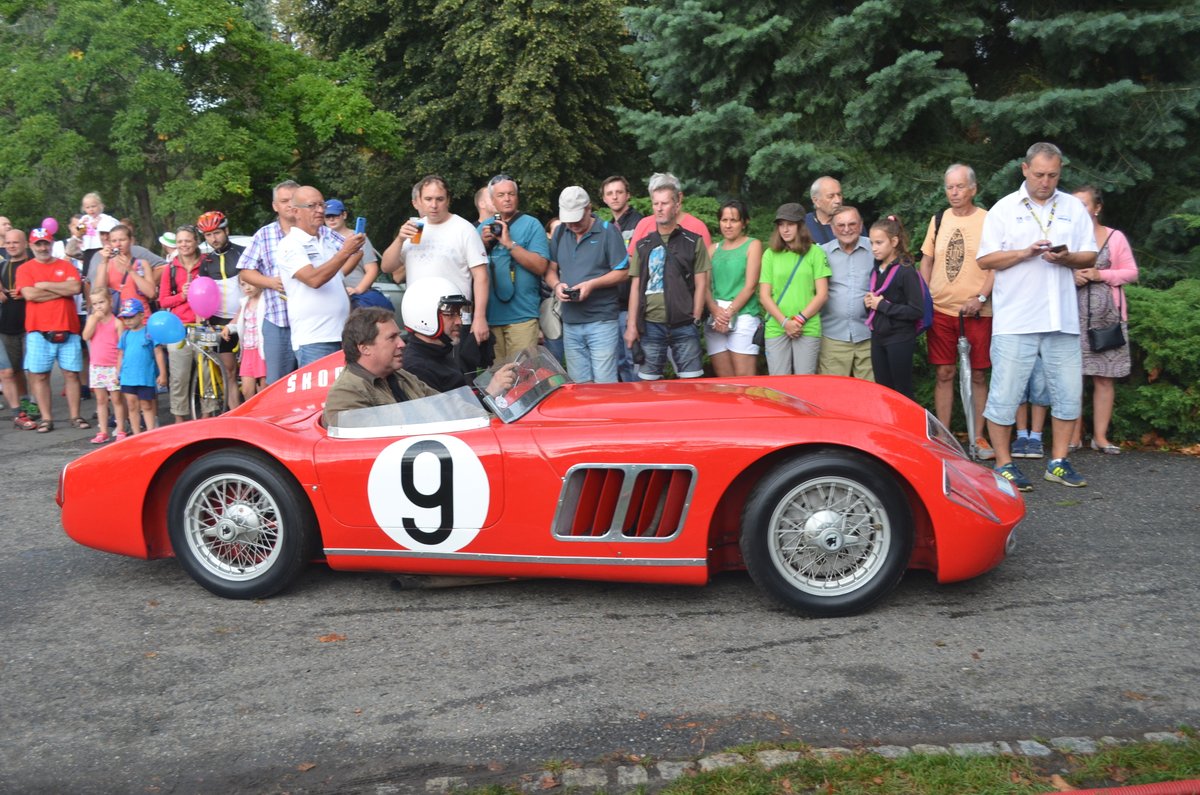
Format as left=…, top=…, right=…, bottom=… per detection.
left=401, top=276, right=471, bottom=337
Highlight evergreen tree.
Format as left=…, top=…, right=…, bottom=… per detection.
left=619, top=0, right=1200, bottom=270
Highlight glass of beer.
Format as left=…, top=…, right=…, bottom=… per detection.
left=410, top=219, right=425, bottom=245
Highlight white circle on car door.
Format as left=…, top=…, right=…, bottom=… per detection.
left=367, top=435, right=489, bottom=553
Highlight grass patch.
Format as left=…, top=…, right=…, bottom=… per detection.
left=457, top=735, right=1199, bottom=794
left=652, top=738, right=1200, bottom=795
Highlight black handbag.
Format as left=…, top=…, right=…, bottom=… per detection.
left=1088, top=318, right=1125, bottom=353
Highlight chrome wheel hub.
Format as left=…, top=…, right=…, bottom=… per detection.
left=805, top=509, right=846, bottom=552
left=214, top=503, right=261, bottom=543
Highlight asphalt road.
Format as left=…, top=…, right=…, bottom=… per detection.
left=1, top=407, right=1197, bottom=794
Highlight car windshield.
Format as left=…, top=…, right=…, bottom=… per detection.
left=327, top=386, right=491, bottom=439
left=476, top=346, right=570, bottom=423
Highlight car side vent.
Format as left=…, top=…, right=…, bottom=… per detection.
left=552, top=465, right=696, bottom=541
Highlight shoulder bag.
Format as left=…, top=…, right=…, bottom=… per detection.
left=1085, top=235, right=1125, bottom=352
left=754, top=252, right=806, bottom=349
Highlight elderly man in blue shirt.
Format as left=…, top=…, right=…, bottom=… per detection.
left=818, top=205, right=874, bottom=381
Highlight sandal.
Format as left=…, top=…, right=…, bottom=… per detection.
left=70, top=416, right=91, bottom=429
left=36, top=420, right=54, bottom=433
left=1090, top=439, right=1121, bottom=455
left=13, top=413, right=37, bottom=430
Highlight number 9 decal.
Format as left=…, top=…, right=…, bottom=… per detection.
left=367, top=435, right=490, bottom=552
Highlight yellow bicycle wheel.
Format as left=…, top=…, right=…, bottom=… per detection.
left=190, top=353, right=226, bottom=420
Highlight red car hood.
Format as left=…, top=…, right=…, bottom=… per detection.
left=533, top=375, right=927, bottom=431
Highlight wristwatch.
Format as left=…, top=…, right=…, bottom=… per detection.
left=977, top=294, right=989, bottom=304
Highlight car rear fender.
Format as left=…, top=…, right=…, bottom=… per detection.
left=705, top=443, right=936, bottom=574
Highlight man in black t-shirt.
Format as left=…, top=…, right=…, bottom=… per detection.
left=1, top=229, right=37, bottom=421
left=197, top=210, right=246, bottom=410
left=601, top=176, right=644, bottom=381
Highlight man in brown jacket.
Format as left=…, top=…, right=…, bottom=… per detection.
left=323, top=307, right=439, bottom=424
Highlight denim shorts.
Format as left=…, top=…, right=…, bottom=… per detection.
left=639, top=321, right=703, bottom=379
left=1021, top=356, right=1050, bottom=406
left=25, top=331, right=83, bottom=373
left=984, top=332, right=1081, bottom=425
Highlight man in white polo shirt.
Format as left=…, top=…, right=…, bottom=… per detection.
left=277, top=186, right=365, bottom=367
left=977, top=142, right=1097, bottom=491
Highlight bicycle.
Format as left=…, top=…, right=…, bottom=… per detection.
left=185, top=325, right=227, bottom=421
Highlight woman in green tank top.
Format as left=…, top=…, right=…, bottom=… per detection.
left=705, top=200, right=763, bottom=377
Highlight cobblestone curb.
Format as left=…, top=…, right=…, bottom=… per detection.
left=421, top=730, right=1189, bottom=794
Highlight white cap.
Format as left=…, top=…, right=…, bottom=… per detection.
left=558, top=186, right=590, bottom=223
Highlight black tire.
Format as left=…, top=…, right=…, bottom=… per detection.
left=189, top=354, right=226, bottom=420
left=167, top=449, right=316, bottom=599
left=740, top=450, right=913, bottom=617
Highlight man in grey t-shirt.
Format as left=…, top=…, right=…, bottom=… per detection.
left=546, top=187, right=629, bottom=384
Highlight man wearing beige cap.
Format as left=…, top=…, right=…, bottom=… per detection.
left=545, top=187, right=628, bottom=383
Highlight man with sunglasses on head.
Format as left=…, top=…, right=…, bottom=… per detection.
left=323, top=199, right=385, bottom=308
left=478, top=174, right=550, bottom=362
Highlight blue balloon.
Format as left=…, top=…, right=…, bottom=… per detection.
left=147, top=310, right=185, bottom=345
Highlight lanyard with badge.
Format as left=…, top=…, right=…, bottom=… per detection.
left=1021, top=197, right=1058, bottom=239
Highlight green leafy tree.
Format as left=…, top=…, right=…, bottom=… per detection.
left=0, top=0, right=400, bottom=236
left=290, top=0, right=649, bottom=220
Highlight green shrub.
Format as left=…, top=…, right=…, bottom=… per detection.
left=605, top=195, right=1200, bottom=445
left=1117, top=281, right=1200, bottom=442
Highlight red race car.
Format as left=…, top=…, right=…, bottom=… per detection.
left=59, top=348, right=1023, bottom=617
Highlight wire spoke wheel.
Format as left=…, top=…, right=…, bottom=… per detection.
left=767, top=476, right=889, bottom=597
left=184, top=473, right=283, bottom=581
left=168, top=450, right=314, bottom=598
left=741, top=451, right=912, bottom=617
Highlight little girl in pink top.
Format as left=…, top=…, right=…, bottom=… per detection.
left=81, top=289, right=129, bottom=443
left=224, top=281, right=267, bottom=401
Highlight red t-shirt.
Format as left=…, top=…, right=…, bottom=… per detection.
left=16, top=257, right=81, bottom=333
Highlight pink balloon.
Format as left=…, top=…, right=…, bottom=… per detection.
left=41, top=217, right=59, bottom=236
left=187, top=276, right=221, bottom=318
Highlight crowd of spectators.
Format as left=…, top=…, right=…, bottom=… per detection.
left=1, top=141, right=1138, bottom=491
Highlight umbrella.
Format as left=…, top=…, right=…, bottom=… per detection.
left=957, top=310, right=977, bottom=459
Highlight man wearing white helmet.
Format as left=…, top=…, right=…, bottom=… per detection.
left=399, top=276, right=476, bottom=392
left=323, top=297, right=516, bottom=423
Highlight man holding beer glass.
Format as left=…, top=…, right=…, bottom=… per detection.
left=381, top=175, right=490, bottom=345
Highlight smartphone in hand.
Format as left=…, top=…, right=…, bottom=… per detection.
left=355, top=216, right=367, bottom=235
